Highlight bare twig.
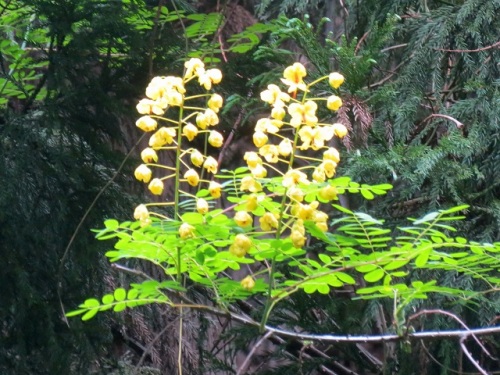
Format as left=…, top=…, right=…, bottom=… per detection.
left=460, top=337, right=489, bottom=375
left=236, top=331, right=273, bottom=375
left=419, top=113, right=464, bottom=129
left=435, top=41, right=500, bottom=53
left=408, top=309, right=495, bottom=359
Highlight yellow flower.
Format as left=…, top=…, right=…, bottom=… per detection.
left=229, top=234, right=252, bottom=257
left=240, top=275, right=256, bottom=290
left=292, top=201, right=319, bottom=221
left=179, top=222, right=195, bottom=239
left=234, top=211, right=252, bottom=227
left=318, top=185, right=338, bottom=201
left=133, top=204, right=150, bottom=223
left=209, top=181, right=222, bottom=198
left=208, top=93, right=223, bottom=113
left=321, top=159, right=337, bottom=178
left=271, top=106, right=286, bottom=120
left=208, top=130, right=224, bottom=148
left=329, top=72, right=345, bottom=89
left=183, top=123, right=198, bottom=141
left=260, top=84, right=290, bottom=107
left=134, top=164, right=152, bottom=183
left=136, top=99, right=165, bottom=115
left=282, top=169, right=309, bottom=188
left=184, top=58, right=205, bottom=79
left=203, top=156, right=218, bottom=174
left=136, top=116, right=158, bottom=132
left=281, top=63, right=308, bottom=93
left=196, top=198, right=209, bottom=214
left=290, top=230, right=306, bottom=248
left=332, top=123, right=348, bottom=138
left=255, top=118, right=281, bottom=134
left=149, top=127, right=176, bottom=148
left=259, top=144, right=279, bottom=163
left=259, top=212, right=279, bottom=231
left=148, top=178, right=164, bottom=195
left=184, top=169, right=200, bottom=186
left=287, top=186, right=304, bottom=202
left=253, top=131, right=268, bottom=148
left=250, top=164, right=267, bottom=178
left=327, top=95, right=343, bottom=111
left=244, top=151, right=262, bottom=169
left=312, top=166, right=326, bottom=183
left=141, top=147, right=158, bottom=163
left=298, top=126, right=333, bottom=150
left=290, top=220, right=306, bottom=248
left=165, top=89, right=183, bottom=106
left=324, top=147, right=340, bottom=163
left=196, top=109, right=219, bottom=129
left=240, top=176, right=262, bottom=192
left=245, top=193, right=259, bottom=211
left=313, top=210, right=329, bottom=232
left=198, top=68, right=222, bottom=90
left=190, top=149, right=204, bottom=167
left=288, top=101, right=318, bottom=127
left=278, top=138, right=293, bottom=157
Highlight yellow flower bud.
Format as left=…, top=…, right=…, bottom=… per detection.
left=318, top=185, right=338, bottom=201
left=208, top=93, right=223, bottom=112
left=323, top=147, right=340, bottom=163
left=253, top=131, right=268, bottom=148
left=209, top=181, right=222, bottom=198
left=148, top=178, right=164, bottom=195
left=133, top=204, right=149, bottom=222
left=234, top=211, right=253, bottom=227
left=184, top=169, right=200, bottom=186
left=208, top=130, right=224, bottom=148
left=196, top=198, right=209, bottom=214
left=329, top=72, right=345, bottom=89
left=141, top=147, right=158, bottom=163
left=332, top=123, right=348, bottom=138
left=234, top=233, right=252, bottom=250
left=240, top=275, right=256, bottom=290
left=183, top=123, right=198, bottom=141
left=229, top=233, right=252, bottom=258
left=327, top=95, right=343, bottom=111
left=190, top=149, right=204, bottom=167
left=245, top=194, right=259, bottom=211
left=290, top=230, right=306, bottom=248
left=179, top=222, right=195, bottom=239
left=250, top=164, right=267, bottom=178
left=287, top=186, right=304, bottom=202
left=203, top=156, right=218, bottom=174
left=136, top=116, right=158, bottom=132
left=271, top=106, right=286, bottom=120
left=134, top=164, right=152, bottom=183
left=259, top=212, right=279, bottom=231
left=312, top=166, right=326, bottom=183
left=278, top=138, right=293, bottom=157
left=244, top=152, right=262, bottom=169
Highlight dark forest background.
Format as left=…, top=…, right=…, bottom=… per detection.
left=1, top=0, right=499, bottom=374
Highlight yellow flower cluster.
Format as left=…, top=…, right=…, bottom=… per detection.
left=243, top=63, right=347, bottom=246
left=133, top=58, right=224, bottom=224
